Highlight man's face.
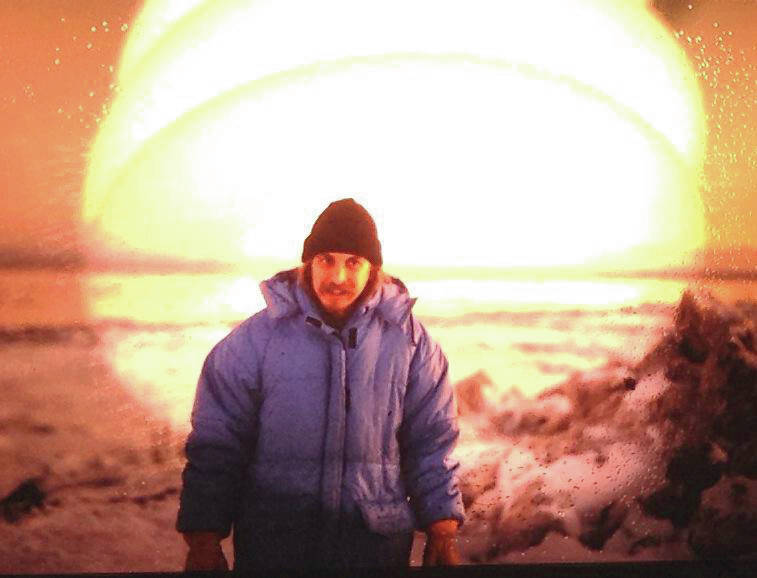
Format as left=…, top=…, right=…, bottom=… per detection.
left=311, top=252, right=372, bottom=317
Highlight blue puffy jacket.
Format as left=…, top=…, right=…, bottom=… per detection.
left=176, top=268, right=464, bottom=569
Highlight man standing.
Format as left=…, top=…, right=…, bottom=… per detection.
left=176, top=198, right=464, bottom=570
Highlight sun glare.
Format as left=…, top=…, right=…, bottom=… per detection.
left=84, top=0, right=707, bottom=270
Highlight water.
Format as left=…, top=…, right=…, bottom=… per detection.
left=1, top=269, right=754, bottom=429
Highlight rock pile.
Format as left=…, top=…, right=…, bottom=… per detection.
left=454, top=289, right=757, bottom=562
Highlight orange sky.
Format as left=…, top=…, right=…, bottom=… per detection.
left=661, top=0, right=757, bottom=268
left=1, top=0, right=755, bottom=269
left=0, top=0, right=139, bottom=257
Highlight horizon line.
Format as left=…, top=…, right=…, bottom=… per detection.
left=1, top=252, right=755, bottom=281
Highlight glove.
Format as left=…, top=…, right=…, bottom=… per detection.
left=183, top=531, right=229, bottom=571
left=422, top=519, right=461, bottom=566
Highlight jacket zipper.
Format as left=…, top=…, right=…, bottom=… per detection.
left=339, top=334, right=350, bottom=533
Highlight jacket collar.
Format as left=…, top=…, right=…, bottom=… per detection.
left=259, top=267, right=416, bottom=329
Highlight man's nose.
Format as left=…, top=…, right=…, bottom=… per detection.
left=334, top=265, right=348, bottom=283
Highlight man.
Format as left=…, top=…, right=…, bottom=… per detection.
left=176, top=198, right=464, bottom=570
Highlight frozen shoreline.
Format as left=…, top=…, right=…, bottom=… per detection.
left=1, top=290, right=755, bottom=572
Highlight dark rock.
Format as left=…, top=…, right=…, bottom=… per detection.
left=458, top=289, right=757, bottom=561
left=459, top=461, right=497, bottom=509
left=623, top=377, right=637, bottom=391
left=730, top=482, right=748, bottom=506
left=734, top=326, right=755, bottom=352
left=489, top=391, right=572, bottom=437
left=678, top=334, right=709, bottom=363
left=674, top=292, right=711, bottom=363
left=638, top=293, right=754, bottom=545
left=642, top=292, right=757, bottom=525
left=728, top=440, right=757, bottom=479
left=1, top=479, right=46, bottom=523
left=689, top=507, right=757, bottom=558
left=640, top=485, right=701, bottom=528
left=641, top=443, right=726, bottom=528
left=518, top=412, right=549, bottom=433
left=484, top=479, right=567, bottom=558
left=666, top=444, right=724, bottom=491
left=132, top=487, right=179, bottom=506
left=109, top=486, right=179, bottom=506
left=713, top=335, right=757, bottom=478
left=578, top=500, right=627, bottom=550
left=79, top=475, right=125, bottom=489
left=456, top=371, right=494, bottom=416
left=0, top=325, right=98, bottom=346
left=664, top=358, right=701, bottom=385
left=28, top=423, right=56, bottom=435
left=495, top=510, right=566, bottom=556
left=553, top=373, right=624, bottom=425
left=629, top=535, right=662, bottom=555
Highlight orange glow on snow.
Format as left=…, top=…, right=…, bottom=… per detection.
left=84, top=0, right=707, bottom=270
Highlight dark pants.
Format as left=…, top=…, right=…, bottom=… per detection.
left=233, top=512, right=413, bottom=571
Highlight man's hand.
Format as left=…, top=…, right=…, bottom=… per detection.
left=422, top=519, right=461, bottom=566
left=183, top=531, right=229, bottom=571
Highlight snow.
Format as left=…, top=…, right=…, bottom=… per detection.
left=1, top=288, right=755, bottom=571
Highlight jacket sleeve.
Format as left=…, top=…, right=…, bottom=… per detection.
left=399, top=320, right=465, bottom=529
left=176, top=320, right=262, bottom=537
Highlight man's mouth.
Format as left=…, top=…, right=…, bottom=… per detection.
left=324, top=287, right=351, bottom=297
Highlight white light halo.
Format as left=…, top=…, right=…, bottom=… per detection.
left=92, top=54, right=698, bottom=268
left=84, top=0, right=706, bottom=270
left=86, top=0, right=704, bottom=212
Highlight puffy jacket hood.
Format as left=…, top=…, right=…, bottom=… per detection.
left=259, top=268, right=418, bottom=331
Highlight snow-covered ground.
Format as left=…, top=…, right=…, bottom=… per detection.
left=1, top=272, right=755, bottom=572
left=453, top=290, right=757, bottom=562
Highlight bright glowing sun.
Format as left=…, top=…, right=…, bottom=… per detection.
left=84, top=0, right=706, bottom=270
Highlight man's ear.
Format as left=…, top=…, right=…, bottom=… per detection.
left=302, top=260, right=313, bottom=284
left=299, top=260, right=316, bottom=296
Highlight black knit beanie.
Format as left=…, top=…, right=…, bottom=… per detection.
left=301, top=198, right=383, bottom=266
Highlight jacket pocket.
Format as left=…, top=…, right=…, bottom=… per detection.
left=357, top=498, right=416, bottom=536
